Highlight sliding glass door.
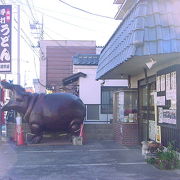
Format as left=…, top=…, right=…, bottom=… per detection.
left=139, top=76, right=156, bottom=141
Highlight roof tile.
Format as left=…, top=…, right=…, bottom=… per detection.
left=97, top=0, right=180, bottom=79
left=73, top=54, right=99, bottom=65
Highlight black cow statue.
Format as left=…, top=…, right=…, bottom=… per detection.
left=1, top=81, right=86, bottom=144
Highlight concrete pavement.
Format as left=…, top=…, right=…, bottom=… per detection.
left=0, top=140, right=180, bottom=180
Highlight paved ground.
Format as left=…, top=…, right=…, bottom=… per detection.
left=0, top=140, right=180, bottom=180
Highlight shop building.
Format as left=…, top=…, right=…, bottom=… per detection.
left=97, top=0, right=180, bottom=147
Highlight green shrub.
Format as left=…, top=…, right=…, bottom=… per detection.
left=146, top=142, right=179, bottom=170
left=146, top=157, right=156, bottom=165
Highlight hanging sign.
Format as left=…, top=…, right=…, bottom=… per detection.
left=0, top=5, right=12, bottom=73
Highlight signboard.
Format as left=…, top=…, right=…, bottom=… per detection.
left=0, top=5, right=12, bottom=73
left=156, top=125, right=161, bottom=143
left=157, top=67, right=177, bottom=125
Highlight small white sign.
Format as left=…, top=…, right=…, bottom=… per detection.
left=156, top=96, right=165, bottom=106
left=160, top=75, right=165, bottom=91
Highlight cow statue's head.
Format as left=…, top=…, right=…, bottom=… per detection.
left=1, top=81, right=31, bottom=114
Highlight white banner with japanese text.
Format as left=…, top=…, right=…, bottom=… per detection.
left=0, top=5, right=12, bottom=73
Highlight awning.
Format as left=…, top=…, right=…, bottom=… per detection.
left=63, top=72, right=87, bottom=86
left=96, top=0, right=180, bottom=80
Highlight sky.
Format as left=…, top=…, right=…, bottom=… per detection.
left=1, top=0, right=120, bottom=87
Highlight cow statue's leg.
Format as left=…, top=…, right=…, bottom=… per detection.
left=69, top=119, right=82, bottom=136
left=27, top=123, right=43, bottom=144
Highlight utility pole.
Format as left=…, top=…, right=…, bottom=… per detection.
left=0, top=0, right=5, bottom=5
left=30, top=15, right=44, bottom=47
left=17, top=5, right=20, bottom=85
left=39, top=16, right=44, bottom=41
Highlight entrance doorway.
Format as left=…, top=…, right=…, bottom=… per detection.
left=139, top=76, right=156, bottom=141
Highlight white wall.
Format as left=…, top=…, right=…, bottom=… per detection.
left=74, top=65, right=128, bottom=104
left=103, top=79, right=128, bottom=86
left=74, top=66, right=100, bottom=104
left=96, top=46, right=103, bottom=55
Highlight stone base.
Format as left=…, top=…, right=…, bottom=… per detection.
left=72, top=136, right=83, bottom=145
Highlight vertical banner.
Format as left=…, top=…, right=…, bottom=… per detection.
left=0, top=5, right=12, bottom=73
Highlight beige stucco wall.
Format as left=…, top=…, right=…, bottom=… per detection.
left=130, top=58, right=180, bottom=88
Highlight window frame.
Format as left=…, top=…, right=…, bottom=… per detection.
left=101, top=86, right=127, bottom=114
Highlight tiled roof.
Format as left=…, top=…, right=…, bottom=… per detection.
left=97, top=0, right=180, bottom=79
left=73, top=54, right=99, bottom=65
left=63, top=72, right=87, bottom=86
left=115, top=0, right=137, bottom=20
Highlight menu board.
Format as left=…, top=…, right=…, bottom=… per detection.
left=166, top=73, right=170, bottom=91
left=156, top=76, right=161, bottom=92
left=157, top=70, right=177, bottom=125
left=160, top=75, right=165, bottom=91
